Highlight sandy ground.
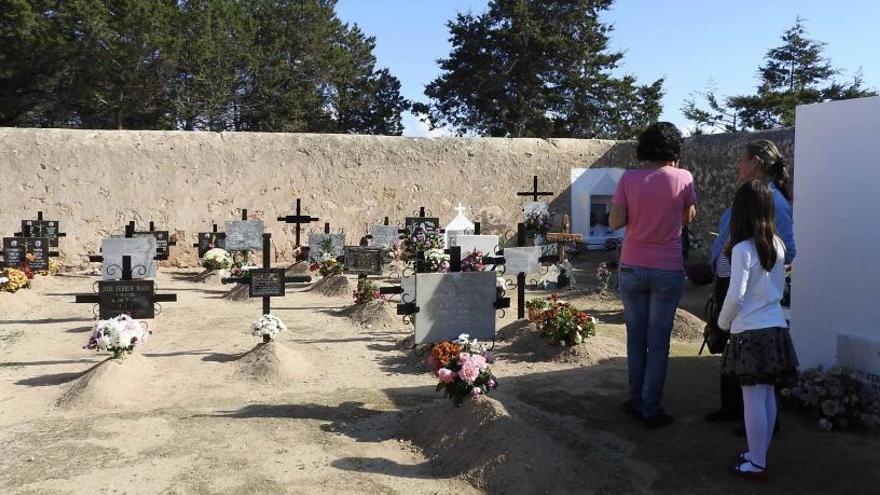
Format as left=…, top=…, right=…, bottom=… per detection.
left=1, top=255, right=878, bottom=494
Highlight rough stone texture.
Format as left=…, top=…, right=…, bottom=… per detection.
left=0, top=126, right=793, bottom=268
left=679, top=127, right=794, bottom=256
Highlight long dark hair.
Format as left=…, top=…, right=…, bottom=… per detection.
left=725, top=180, right=779, bottom=271
left=746, top=139, right=792, bottom=202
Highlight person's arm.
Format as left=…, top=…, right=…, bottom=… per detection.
left=683, top=204, right=696, bottom=225
left=717, top=244, right=751, bottom=331
left=609, top=204, right=627, bottom=230
left=775, top=201, right=796, bottom=264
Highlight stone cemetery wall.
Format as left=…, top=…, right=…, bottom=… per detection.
left=0, top=126, right=792, bottom=268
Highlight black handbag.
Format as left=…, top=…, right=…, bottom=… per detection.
left=699, top=293, right=728, bottom=355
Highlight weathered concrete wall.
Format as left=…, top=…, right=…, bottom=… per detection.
left=679, top=127, right=794, bottom=256
left=0, top=127, right=793, bottom=268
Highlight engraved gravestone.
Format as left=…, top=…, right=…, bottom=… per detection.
left=21, top=220, right=61, bottom=247
left=225, top=220, right=264, bottom=251
left=404, top=217, right=440, bottom=234
left=414, top=271, right=496, bottom=345
left=249, top=268, right=286, bottom=298
left=100, top=237, right=158, bottom=280
left=308, top=233, right=345, bottom=261
left=343, top=246, right=383, bottom=275
left=98, top=279, right=155, bottom=319
left=370, top=225, right=401, bottom=249
left=2, top=237, right=27, bottom=267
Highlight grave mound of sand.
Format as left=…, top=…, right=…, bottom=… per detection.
left=285, top=262, right=310, bottom=275
left=497, top=319, right=623, bottom=366
left=406, top=395, right=591, bottom=494
left=0, top=288, right=41, bottom=318
left=335, top=300, right=399, bottom=328
left=222, top=283, right=250, bottom=301
left=56, top=353, right=155, bottom=410
left=235, top=342, right=310, bottom=382
left=672, top=309, right=705, bottom=341
left=309, top=275, right=351, bottom=297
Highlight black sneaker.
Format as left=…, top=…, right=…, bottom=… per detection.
left=705, top=409, right=738, bottom=423
left=643, top=411, right=675, bottom=429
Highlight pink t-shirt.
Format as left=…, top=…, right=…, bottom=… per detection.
left=612, top=167, right=697, bottom=271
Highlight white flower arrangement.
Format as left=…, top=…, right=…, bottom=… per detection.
left=424, top=248, right=450, bottom=273
left=85, top=315, right=148, bottom=359
left=202, top=248, right=233, bottom=271
left=251, top=314, right=287, bottom=342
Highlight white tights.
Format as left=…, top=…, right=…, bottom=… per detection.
left=741, top=384, right=777, bottom=469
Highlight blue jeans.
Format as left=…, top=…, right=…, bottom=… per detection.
left=618, top=263, right=685, bottom=417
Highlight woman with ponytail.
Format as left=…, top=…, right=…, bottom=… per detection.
left=706, top=139, right=796, bottom=427
left=718, top=180, right=799, bottom=481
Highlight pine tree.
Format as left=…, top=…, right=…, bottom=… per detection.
left=417, top=0, right=663, bottom=139
left=684, top=18, right=876, bottom=133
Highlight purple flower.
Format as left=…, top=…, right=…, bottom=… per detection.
left=469, top=387, right=482, bottom=397
left=484, top=351, right=496, bottom=364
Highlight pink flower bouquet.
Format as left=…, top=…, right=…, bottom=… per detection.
left=433, top=335, right=498, bottom=406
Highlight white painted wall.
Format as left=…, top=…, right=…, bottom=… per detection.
left=792, top=96, right=880, bottom=370
left=570, top=168, right=625, bottom=245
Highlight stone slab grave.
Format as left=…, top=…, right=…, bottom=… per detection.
left=133, top=222, right=175, bottom=261
left=1, top=236, right=50, bottom=271
left=792, top=95, right=880, bottom=382
left=100, top=236, right=158, bottom=280
left=412, top=271, right=498, bottom=344
left=225, top=219, right=265, bottom=252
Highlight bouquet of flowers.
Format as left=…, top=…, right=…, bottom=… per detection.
left=18, top=255, right=35, bottom=280
left=423, top=248, right=450, bottom=273
left=310, top=253, right=344, bottom=278
left=353, top=279, right=384, bottom=305
left=539, top=294, right=597, bottom=346
left=251, top=314, right=287, bottom=342
left=402, top=226, right=442, bottom=260
left=780, top=366, right=880, bottom=431
left=524, top=210, right=552, bottom=235
left=432, top=334, right=498, bottom=406
left=229, top=252, right=256, bottom=279
left=596, top=262, right=613, bottom=292
left=525, top=296, right=548, bottom=322
left=461, top=251, right=487, bottom=272
left=85, top=315, right=148, bottom=360
left=202, top=248, right=233, bottom=271
left=0, top=268, right=29, bottom=293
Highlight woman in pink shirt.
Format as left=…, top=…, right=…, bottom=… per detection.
left=610, top=122, right=697, bottom=428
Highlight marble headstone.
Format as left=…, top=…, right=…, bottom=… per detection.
left=502, top=246, right=542, bottom=274
left=447, top=234, right=500, bottom=258
left=100, top=237, right=158, bottom=280
left=413, top=271, right=496, bottom=345
left=308, top=233, right=345, bottom=261
left=224, top=220, right=264, bottom=251
left=370, top=225, right=401, bottom=249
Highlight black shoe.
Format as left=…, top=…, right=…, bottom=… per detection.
left=643, top=411, right=675, bottom=429
left=622, top=400, right=641, bottom=419
left=706, top=409, right=738, bottom=423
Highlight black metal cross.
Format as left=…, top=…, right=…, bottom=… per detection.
left=221, top=233, right=311, bottom=316
left=516, top=175, right=554, bottom=202
left=15, top=210, right=67, bottom=249
left=276, top=199, right=320, bottom=248
left=75, top=255, right=177, bottom=320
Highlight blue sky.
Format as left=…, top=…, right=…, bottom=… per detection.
left=335, top=0, right=880, bottom=137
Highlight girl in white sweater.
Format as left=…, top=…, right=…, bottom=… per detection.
left=718, top=180, right=799, bottom=482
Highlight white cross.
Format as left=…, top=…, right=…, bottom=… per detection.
left=454, top=203, right=468, bottom=216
